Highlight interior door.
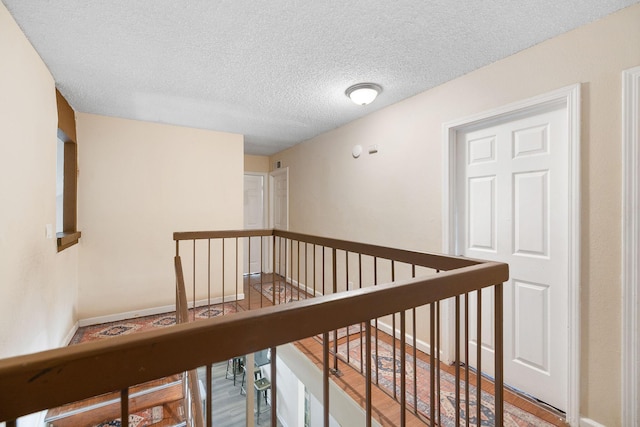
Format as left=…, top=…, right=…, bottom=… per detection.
left=270, top=169, right=288, bottom=276
left=458, top=105, right=569, bottom=411
left=244, top=174, right=264, bottom=275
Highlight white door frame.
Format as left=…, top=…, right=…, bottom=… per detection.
left=442, top=84, right=581, bottom=424
left=622, top=66, right=640, bottom=427
left=244, top=172, right=269, bottom=274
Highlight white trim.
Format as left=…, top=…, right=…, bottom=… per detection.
left=375, top=318, right=434, bottom=357
left=622, top=65, right=640, bottom=427
left=579, top=418, right=606, bottom=427
left=77, top=293, right=245, bottom=327
left=442, top=84, right=581, bottom=424
left=62, top=321, right=79, bottom=345
left=286, top=276, right=325, bottom=298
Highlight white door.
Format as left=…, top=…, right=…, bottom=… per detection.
left=271, top=169, right=288, bottom=230
left=270, top=169, right=288, bottom=276
left=458, top=105, right=569, bottom=411
left=244, top=174, right=264, bottom=274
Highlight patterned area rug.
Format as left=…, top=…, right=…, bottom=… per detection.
left=94, top=412, right=146, bottom=427
left=252, top=281, right=310, bottom=304
left=62, top=306, right=235, bottom=426
left=338, top=337, right=553, bottom=427
left=70, top=303, right=239, bottom=344
left=254, top=281, right=363, bottom=342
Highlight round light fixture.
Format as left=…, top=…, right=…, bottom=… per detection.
left=345, top=83, right=382, bottom=106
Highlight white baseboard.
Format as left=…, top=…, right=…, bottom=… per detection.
left=62, top=321, right=79, bottom=345
left=78, top=293, right=245, bottom=327
left=374, top=318, right=435, bottom=358
left=287, top=276, right=324, bottom=298
left=580, top=418, right=605, bottom=427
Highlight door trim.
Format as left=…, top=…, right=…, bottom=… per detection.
left=442, top=84, right=581, bottom=424
left=622, top=66, right=640, bottom=427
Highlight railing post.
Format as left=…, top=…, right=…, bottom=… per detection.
left=476, top=289, right=482, bottom=425
left=237, top=237, right=240, bottom=311
left=323, top=332, right=330, bottom=427
left=495, top=283, right=504, bottom=427
left=271, top=347, right=278, bottom=427
left=272, top=235, right=276, bottom=307
left=222, top=238, right=226, bottom=308
left=465, top=292, right=470, bottom=425
left=400, top=310, right=406, bottom=427
left=207, top=239, right=211, bottom=316
left=365, top=322, right=372, bottom=427
left=206, top=364, right=212, bottom=427
left=192, top=240, right=196, bottom=322
left=429, top=302, right=436, bottom=426
left=455, top=295, right=460, bottom=427
left=331, top=248, right=339, bottom=375
left=412, top=264, right=418, bottom=414
left=121, top=388, right=129, bottom=427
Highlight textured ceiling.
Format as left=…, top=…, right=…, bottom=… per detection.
left=3, top=1, right=638, bottom=155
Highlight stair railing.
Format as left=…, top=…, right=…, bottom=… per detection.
left=174, top=229, right=509, bottom=426
left=0, top=229, right=508, bottom=427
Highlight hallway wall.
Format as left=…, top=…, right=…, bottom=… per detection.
left=76, top=114, right=243, bottom=320
left=0, top=3, right=79, bottom=358
left=271, top=4, right=640, bottom=425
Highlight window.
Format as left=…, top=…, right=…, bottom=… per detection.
left=56, top=135, right=64, bottom=233
left=56, top=90, right=81, bottom=251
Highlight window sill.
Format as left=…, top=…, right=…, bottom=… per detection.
left=57, top=231, right=81, bottom=252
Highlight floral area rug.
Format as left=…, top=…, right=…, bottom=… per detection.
left=70, top=302, right=239, bottom=345
left=338, top=337, right=553, bottom=427
left=252, top=281, right=310, bottom=304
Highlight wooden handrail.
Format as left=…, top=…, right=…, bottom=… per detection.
left=173, top=229, right=274, bottom=241
left=273, top=229, right=479, bottom=271
left=173, top=228, right=480, bottom=271
left=0, top=260, right=507, bottom=421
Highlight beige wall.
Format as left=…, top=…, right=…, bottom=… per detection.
left=271, top=4, right=640, bottom=425
left=244, top=154, right=271, bottom=173
left=0, top=4, right=79, bottom=358
left=76, top=114, right=244, bottom=319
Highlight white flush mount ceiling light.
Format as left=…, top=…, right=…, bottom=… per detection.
left=346, top=83, right=382, bottom=106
